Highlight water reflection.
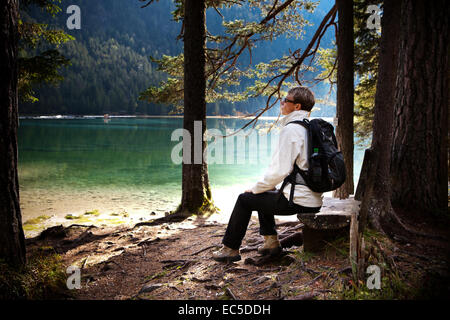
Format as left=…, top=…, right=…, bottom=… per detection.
left=18, top=117, right=364, bottom=222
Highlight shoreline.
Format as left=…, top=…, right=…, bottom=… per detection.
left=19, top=184, right=245, bottom=238
left=20, top=185, right=333, bottom=239
left=19, top=114, right=274, bottom=120
left=19, top=114, right=335, bottom=122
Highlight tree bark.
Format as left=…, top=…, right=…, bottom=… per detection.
left=178, top=0, right=213, bottom=216
left=358, top=0, right=401, bottom=233
left=333, top=0, right=354, bottom=199
left=0, top=0, right=26, bottom=267
left=390, top=0, right=449, bottom=216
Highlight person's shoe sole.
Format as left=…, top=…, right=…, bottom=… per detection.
left=212, top=255, right=241, bottom=262
left=257, top=246, right=282, bottom=256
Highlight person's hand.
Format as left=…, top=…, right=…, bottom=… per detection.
left=245, top=189, right=253, bottom=193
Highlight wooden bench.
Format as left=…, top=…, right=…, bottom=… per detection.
left=297, top=197, right=360, bottom=253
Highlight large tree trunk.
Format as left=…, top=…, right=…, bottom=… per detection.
left=390, top=0, right=449, bottom=216
left=333, top=0, right=354, bottom=199
left=0, top=0, right=26, bottom=267
left=178, top=0, right=213, bottom=216
left=358, top=0, right=401, bottom=233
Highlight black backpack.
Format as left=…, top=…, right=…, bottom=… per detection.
left=279, top=118, right=346, bottom=206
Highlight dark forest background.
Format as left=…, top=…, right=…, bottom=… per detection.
left=19, top=0, right=336, bottom=117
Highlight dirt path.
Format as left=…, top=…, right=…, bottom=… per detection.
left=25, top=213, right=450, bottom=300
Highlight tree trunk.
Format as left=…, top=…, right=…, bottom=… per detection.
left=390, top=0, right=449, bottom=216
left=358, top=0, right=401, bottom=233
left=178, top=0, right=213, bottom=216
left=0, top=0, right=26, bottom=267
left=333, top=0, right=354, bottom=199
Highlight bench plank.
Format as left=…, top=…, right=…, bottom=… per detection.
left=297, top=197, right=361, bottom=253
left=297, top=197, right=360, bottom=230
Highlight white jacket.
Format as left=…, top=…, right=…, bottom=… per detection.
left=251, top=110, right=323, bottom=208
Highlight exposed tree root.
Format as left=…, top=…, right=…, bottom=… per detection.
left=133, top=212, right=189, bottom=228
left=133, top=196, right=220, bottom=229
left=369, top=200, right=448, bottom=242
left=361, top=186, right=448, bottom=250
left=386, top=207, right=448, bottom=241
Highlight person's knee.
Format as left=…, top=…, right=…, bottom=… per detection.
left=237, top=193, right=246, bottom=202
left=237, top=192, right=252, bottom=203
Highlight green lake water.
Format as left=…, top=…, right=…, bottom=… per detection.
left=18, top=117, right=365, bottom=231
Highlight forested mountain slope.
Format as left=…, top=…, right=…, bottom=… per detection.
left=20, top=0, right=335, bottom=117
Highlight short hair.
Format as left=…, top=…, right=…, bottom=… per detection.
left=288, top=86, right=315, bottom=111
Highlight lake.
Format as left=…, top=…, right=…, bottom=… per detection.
left=18, top=117, right=366, bottom=235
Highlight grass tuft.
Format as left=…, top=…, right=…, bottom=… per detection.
left=0, top=250, right=72, bottom=300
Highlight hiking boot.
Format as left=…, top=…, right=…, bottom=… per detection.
left=258, top=235, right=282, bottom=256
left=212, top=245, right=241, bottom=262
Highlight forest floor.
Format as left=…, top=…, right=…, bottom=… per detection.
left=24, top=207, right=450, bottom=300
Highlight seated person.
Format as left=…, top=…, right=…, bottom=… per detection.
left=212, top=86, right=323, bottom=262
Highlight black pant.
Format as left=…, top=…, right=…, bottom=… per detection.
left=222, top=191, right=321, bottom=250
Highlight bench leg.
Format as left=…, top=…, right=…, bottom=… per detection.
left=280, top=231, right=303, bottom=248
left=302, top=226, right=349, bottom=253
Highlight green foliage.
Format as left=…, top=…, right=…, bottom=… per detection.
left=19, top=49, right=71, bottom=103
left=140, top=0, right=321, bottom=114
left=18, top=0, right=74, bottom=103
left=323, top=235, right=349, bottom=258
left=331, top=228, right=423, bottom=300
left=22, top=0, right=63, bottom=16
left=336, top=274, right=413, bottom=300
left=139, top=54, right=184, bottom=112
left=0, top=252, right=70, bottom=299
left=315, top=46, right=336, bottom=84
left=353, top=0, right=381, bottom=146
left=19, top=21, right=73, bottom=49
left=316, top=0, right=381, bottom=146
left=354, top=78, right=376, bottom=145
left=290, top=247, right=316, bottom=263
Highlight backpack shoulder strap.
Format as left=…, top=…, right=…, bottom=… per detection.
left=279, top=119, right=313, bottom=207
left=286, top=119, right=309, bottom=128
left=286, top=119, right=312, bottom=160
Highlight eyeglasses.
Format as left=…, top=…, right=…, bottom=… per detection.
left=282, top=98, right=296, bottom=104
